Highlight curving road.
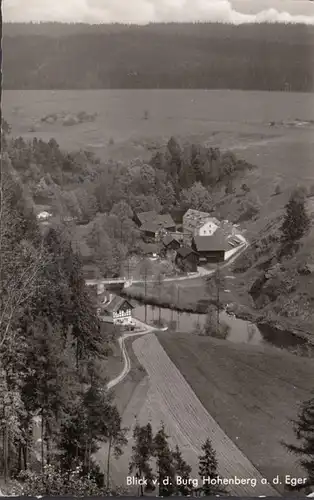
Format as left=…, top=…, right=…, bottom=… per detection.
left=106, top=319, right=155, bottom=390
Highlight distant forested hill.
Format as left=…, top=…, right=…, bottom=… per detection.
left=3, top=22, right=314, bottom=91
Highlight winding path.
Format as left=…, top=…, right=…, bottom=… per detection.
left=106, top=319, right=155, bottom=390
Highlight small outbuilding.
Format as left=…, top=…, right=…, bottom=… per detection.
left=175, top=246, right=199, bottom=273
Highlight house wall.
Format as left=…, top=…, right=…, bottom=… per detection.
left=113, top=309, right=132, bottom=320
left=182, top=218, right=217, bottom=237
left=112, top=308, right=132, bottom=325
left=198, top=221, right=218, bottom=236
left=198, top=250, right=225, bottom=263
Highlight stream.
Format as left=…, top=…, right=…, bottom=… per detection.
left=133, top=303, right=314, bottom=356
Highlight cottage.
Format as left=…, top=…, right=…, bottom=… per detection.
left=183, top=209, right=219, bottom=238
left=97, top=292, right=135, bottom=327
left=192, top=230, right=229, bottom=263
left=175, top=246, right=199, bottom=273
left=133, top=210, right=159, bottom=227
left=133, top=210, right=176, bottom=238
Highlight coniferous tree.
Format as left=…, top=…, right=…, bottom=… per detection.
left=105, top=407, right=128, bottom=491
left=129, top=422, right=155, bottom=496
left=172, top=444, right=193, bottom=496
left=280, top=190, right=310, bottom=246
left=198, top=438, right=226, bottom=495
left=153, top=422, right=175, bottom=497
left=285, top=395, right=314, bottom=489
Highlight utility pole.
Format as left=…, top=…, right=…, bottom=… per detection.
left=216, top=262, right=220, bottom=331
left=144, top=269, right=147, bottom=324
left=177, top=285, right=180, bottom=327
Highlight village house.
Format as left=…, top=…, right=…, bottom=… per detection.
left=133, top=210, right=176, bottom=239
left=191, top=230, right=229, bottom=264
left=97, top=291, right=135, bottom=327
left=161, top=234, right=181, bottom=259
left=175, top=246, right=199, bottom=273
left=183, top=209, right=220, bottom=239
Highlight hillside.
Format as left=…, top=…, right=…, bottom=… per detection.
left=231, top=198, right=314, bottom=337
left=3, top=22, right=314, bottom=91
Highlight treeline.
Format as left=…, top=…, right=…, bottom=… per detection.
left=3, top=23, right=314, bottom=91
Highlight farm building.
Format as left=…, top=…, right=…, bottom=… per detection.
left=161, top=234, right=181, bottom=259
left=175, top=246, right=199, bottom=273
left=192, top=230, right=229, bottom=263
left=162, top=234, right=181, bottom=250
left=97, top=292, right=135, bottom=327
left=183, top=209, right=220, bottom=238
left=133, top=210, right=176, bottom=237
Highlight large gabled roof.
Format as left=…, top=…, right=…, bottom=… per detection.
left=137, top=211, right=175, bottom=229
left=136, top=211, right=159, bottom=225
left=193, top=230, right=229, bottom=252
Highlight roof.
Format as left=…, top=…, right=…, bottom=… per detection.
left=193, top=230, right=229, bottom=252
left=141, top=221, right=161, bottom=234
left=163, top=234, right=179, bottom=246
left=137, top=211, right=175, bottom=229
left=104, top=295, right=135, bottom=313
left=183, top=209, right=219, bottom=230
left=136, top=211, right=159, bottom=225
left=176, top=246, right=196, bottom=258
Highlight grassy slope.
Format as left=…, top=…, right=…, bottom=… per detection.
left=157, top=331, right=314, bottom=490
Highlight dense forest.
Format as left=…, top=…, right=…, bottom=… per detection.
left=3, top=22, right=314, bottom=91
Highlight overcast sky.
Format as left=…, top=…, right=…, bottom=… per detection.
left=3, top=0, right=314, bottom=25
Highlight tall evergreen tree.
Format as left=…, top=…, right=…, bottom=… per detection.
left=172, top=444, right=193, bottom=496
left=280, top=190, right=310, bottom=246
left=285, top=395, right=314, bottom=490
left=198, top=438, right=225, bottom=495
left=128, top=422, right=155, bottom=496
left=153, top=422, right=175, bottom=497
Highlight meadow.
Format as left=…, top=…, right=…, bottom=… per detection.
left=3, top=89, right=314, bottom=184
left=156, top=331, right=314, bottom=492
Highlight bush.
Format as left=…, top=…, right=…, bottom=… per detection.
left=10, top=464, right=126, bottom=496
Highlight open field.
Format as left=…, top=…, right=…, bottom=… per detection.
left=3, top=90, right=314, bottom=184
left=109, top=333, right=280, bottom=496
left=156, top=331, right=314, bottom=492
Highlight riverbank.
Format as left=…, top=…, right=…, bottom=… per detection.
left=123, top=277, right=314, bottom=345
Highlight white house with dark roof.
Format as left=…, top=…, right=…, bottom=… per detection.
left=183, top=209, right=219, bottom=238
left=97, top=292, right=135, bottom=327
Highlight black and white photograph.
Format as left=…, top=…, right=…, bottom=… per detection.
left=1, top=0, right=314, bottom=497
